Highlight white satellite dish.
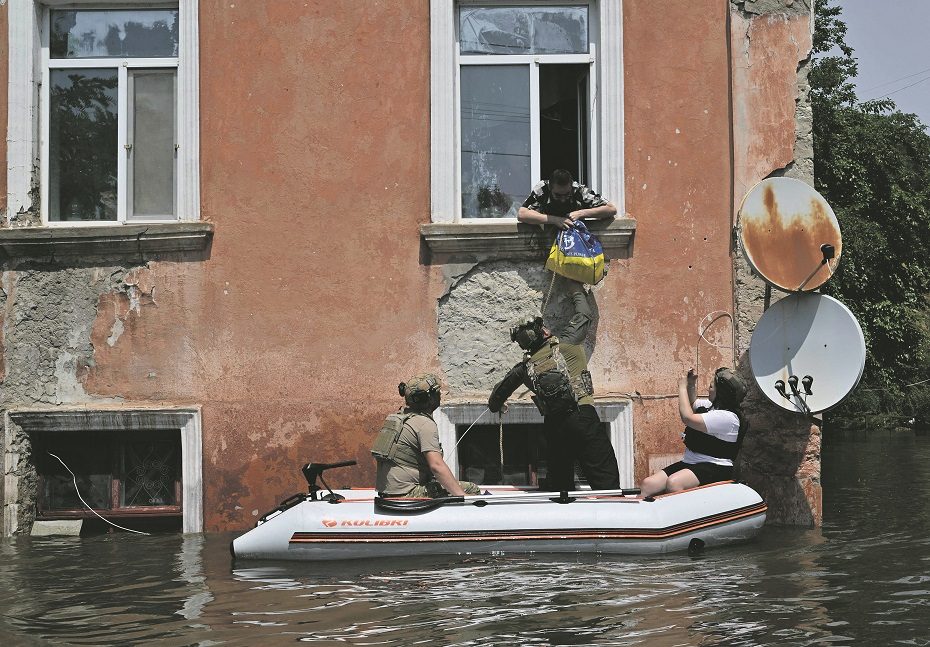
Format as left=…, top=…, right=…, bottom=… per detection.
left=738, top=177, right=842, bottom=292
left=750, top=293, right=865, bottom=414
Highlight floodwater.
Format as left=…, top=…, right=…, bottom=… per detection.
left=1, top=430, right=929, bottom=646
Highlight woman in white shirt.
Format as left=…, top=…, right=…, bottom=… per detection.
left=640, top=367, right=747, bottom=497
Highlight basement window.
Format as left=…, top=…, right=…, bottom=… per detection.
left=34, top=429, right=182, bottom=533
left=436, top=401, right=634, bottom=489
left=3, top=407, right=202, bottom=537
left=456, top=421, right=600, bottom=487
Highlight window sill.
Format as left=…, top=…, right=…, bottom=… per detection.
left=0, top=222, right=213, bottom=260
left=420, top=218, right=636, bottom=261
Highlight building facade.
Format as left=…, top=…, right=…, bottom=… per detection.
left=1, top=0, right=819, bottom=535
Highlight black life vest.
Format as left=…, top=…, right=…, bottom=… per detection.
left=683, top=406, right=747, bottom=460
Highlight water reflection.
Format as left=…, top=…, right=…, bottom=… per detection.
left=0, top=431, right=928, bottom=645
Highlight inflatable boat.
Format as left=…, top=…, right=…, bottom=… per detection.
left=231, top=461, right=767, bottom=561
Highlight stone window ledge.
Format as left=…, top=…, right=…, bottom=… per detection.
left=420, top=218, right=636, bottom=260
left=0, top=222, right=213, bottom=260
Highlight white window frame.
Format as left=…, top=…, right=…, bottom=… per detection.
left=6, top=0, right=200, bottom=225
left=431, top=0, right=623, bottom=224
left=436, top=401, right=634, bottom=488
left=4, top=407, right=203, bottom=536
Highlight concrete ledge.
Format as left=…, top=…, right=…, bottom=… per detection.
left=420, top=218, right=636, bottom=260
left=31, top=519, right=83, bottom=536
left=0, top=222, right=213, bottom=260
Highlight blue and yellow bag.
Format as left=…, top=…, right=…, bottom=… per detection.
left=545, top=221, right=607, bottom=285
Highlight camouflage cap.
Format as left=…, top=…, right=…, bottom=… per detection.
left=402, top=373, right=441, bottom=397
left=714, top=367, right=748, bottom=402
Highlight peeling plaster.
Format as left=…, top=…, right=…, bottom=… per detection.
left=438, top=261, right=599, bottom=394
left=732, top=0, right=811, bottom=17
left=0, top=260, right=154, bottom=534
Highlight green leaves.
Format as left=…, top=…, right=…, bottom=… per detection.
left=813, top=1, right=930, bottom=423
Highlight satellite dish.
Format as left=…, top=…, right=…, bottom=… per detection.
left=738, top=177, right=842, bottom=292
left=750, top=293, right=865, bottom=414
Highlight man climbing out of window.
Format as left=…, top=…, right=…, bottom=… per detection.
left=487, top=281, right=621, bottom=492
left=518, top=168, right=617, bottom=231
left=372, top=373, right=481, bottom=498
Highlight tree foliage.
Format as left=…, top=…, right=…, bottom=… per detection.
left=811, top=1, right=930, bottom=423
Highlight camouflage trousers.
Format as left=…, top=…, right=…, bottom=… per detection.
left=406, top=480, right=481, bottom=498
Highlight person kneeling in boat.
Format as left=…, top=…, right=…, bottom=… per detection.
left=371, top=373, right=481, bottom=498
left=640, top=367, right=748, bottom=497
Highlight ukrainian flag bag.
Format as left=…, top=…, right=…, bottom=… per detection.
left=545, top=221, right=607, bottom=285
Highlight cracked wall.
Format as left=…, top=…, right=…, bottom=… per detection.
left=729, top=0, right=821, bottom=525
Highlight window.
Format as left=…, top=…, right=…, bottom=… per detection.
left=34, top=429, right=183, bottom=532
left=436, top=401, right=634, bottom=488
left=6, top=1, right=199, bottom=229
left=459, top=4, right=593, bottom=218
left=429, top=0, right=623, bottom=224
left=3, top=408, right=203, bottom=537
left=456, top=421, right=607, bottom=487
left=43, top=8, right=180, bottom=223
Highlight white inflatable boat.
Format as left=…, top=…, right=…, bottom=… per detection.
left=231, top=461, right=767, bottom=561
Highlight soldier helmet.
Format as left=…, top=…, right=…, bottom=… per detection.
left=714, top=367, right=748, bottom=404
left=510, top=316, right=547, bottom=351
left=398, top=373, right=442, bottom=408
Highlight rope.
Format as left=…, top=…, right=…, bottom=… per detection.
left=542, top=270, right=558, bottom=313
left=499, top=416, right=505, bottom=482
left=47, top=452, right=149, bottom=536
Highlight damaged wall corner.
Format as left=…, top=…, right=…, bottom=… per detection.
left=730, top=0, right=821, bottom=525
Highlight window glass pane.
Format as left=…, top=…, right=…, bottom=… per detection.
left=35, top=432, right=113, bottom=511
left=50, top=9, right=180, bottom=59
left=461, top=65, right=530, bottom=218
left=459, top=6, right=588, bottom=55
left=49, top=69, right=118, bottom=222
left=122, top=440, right=180, bottom=507
left=131, top=71, right=176, bottom=219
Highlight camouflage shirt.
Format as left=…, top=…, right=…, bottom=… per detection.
left=521, top=180, right=608, bottom=217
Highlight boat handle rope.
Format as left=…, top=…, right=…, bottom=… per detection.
left=375, top=487, right=643, bottom=513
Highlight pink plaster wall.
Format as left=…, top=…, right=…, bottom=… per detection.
left=0, top=1, right=807, bottom=530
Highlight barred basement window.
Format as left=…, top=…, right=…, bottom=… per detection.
left=34, top=429, right=182, bottom=533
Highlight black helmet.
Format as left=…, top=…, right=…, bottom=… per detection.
left=510, top=316, right=546, bottom=351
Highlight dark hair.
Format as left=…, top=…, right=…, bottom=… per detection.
left=549, top=169, right=573, bottom=187
left=712, top=373, right=743, bottom=415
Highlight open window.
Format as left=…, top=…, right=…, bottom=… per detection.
left=458, top=4, right=596, bottom=219
left=436, top=401, right=634, bottom=489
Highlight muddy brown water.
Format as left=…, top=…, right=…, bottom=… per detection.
left=1, top=429, right=928, bottom=646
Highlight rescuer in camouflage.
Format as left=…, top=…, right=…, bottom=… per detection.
left=488, top=280, right=620, bottom=492
left=371, top=373, right=481, bottom=498
left=518, top=168, right=617, bottom=231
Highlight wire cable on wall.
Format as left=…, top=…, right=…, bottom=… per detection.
left=47, top=452, right=150, bottom=536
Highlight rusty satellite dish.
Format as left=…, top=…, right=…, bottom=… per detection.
left=738, top=177, right=842, bottom=292
left=750, top=293, right=865, bottom=414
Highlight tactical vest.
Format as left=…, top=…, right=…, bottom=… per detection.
left=370, top=412, right=422, bottom=469
left=525, top=338, right=594, bottom=416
